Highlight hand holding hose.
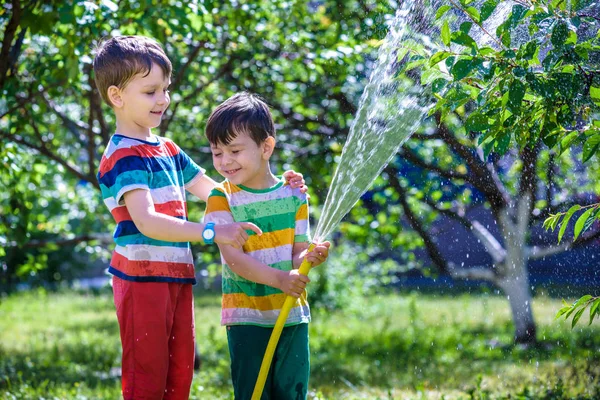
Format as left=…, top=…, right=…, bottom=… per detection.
left=303, top=241, right=331, bottom=267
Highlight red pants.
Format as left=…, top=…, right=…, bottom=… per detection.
left=112, top=277, right=195, bottom=400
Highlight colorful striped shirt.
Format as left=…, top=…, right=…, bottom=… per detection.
left=203, top=179, right=311, bottom=327
left=97, top=134, right=204, bottom=283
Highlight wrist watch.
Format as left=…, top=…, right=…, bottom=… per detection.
left=202, top=222, right=216, bottom=245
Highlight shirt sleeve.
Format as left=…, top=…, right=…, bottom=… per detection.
left=203, top=188, right=235, bottom=225
left=177, top=146, right=206, bottom=188
left=294, top=192, right=310, bottom=244
left=98, top=153, right=151, bottom=206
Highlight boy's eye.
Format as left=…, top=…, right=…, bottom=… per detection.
left=146, top=91, right=155, bottom=95
left=213, top=153, right=222, bottom=157
left=232, top=150, right=240, bottom=154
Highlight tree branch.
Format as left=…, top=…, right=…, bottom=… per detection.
left=471, top=220, right=507, bottom=264
left=436, top=116, right=510, bottom=211
left=447, top=263, right=498, bottom=282
left=41, top=90, right=89, bottom=141
left=386, top=165, right=450, bottom=274
left=419, top=195, right=468, bottom=225
left=528, top=228, right=600, bottom=259
left=399, top=147, right=470, bottom=181
left=0, top=0, right=22, bottom=91
left=171, top=40, right=206, bottom=91
left=0, top=129, right=98, bottom=188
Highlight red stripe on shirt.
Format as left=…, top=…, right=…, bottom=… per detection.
left=111, top=251, right=195, bottom=279
left=98, top=141, right=181, bottom=177
left=111, top=200, right=188, bottom=223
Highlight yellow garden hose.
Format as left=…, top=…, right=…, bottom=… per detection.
left=251, top=243, right=316, bottom=400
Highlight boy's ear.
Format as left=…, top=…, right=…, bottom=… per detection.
left=262, top=136, right=276, bottom=160
left=107, top=85, right=123, bottom=108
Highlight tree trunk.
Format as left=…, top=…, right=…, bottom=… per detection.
left=497, top=273, right=536, bottom=344
left=497, top=198, right=537, bottom=344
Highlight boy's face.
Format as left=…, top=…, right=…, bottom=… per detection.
left=210, top=132, right=274, bottom=187
left=110, top=63, right=171, bottom=135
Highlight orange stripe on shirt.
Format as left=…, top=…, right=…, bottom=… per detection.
left=222, top=292, right=308, bottom=311
left=243, top=228, right=295, bottom=252
left=296, top=203, right=308, bottom=220
left=205, top=195, right=231, bottom=213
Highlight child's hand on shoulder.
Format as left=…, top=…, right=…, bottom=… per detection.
left=214, top=222, right=262, bottom=248
left=282, top=170, right=308, bottom=194
left=306, top=241, right=331, bottom=267
left=277, top=269, right=310, bottom=298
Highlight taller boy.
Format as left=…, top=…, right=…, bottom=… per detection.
left=93, top=36, right=305, bottom=399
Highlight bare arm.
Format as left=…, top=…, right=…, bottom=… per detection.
left=123, top=189, right=260, bottom=247
left=186, top=174, right=218, bottom=202
left=292, top=242, right=310, bottom=269
left=219, top=244, right=309, bottom=297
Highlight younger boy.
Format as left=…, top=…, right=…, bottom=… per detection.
left=93, top=36, right=305, bottom=399
left=203, top=92, right=331, bottom=399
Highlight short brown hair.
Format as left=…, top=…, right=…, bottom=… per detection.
left=205, top=92, right=275, bottom=146
left=93, top=36, right=172, bottom=106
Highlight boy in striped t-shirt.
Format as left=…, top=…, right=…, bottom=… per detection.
left=94, top=36, right=305, bottom=399
left=203, top=92, right=331, bottom=399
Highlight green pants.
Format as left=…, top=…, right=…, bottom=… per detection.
left=226, top=323, right=310, bottom=400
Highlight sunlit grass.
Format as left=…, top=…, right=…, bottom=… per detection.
left=0, top=289, right=598, bottom=399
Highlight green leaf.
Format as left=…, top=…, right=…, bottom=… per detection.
left=590, top=86, right=600, bottom=107
left=451, top=58, right=479, bottom=80
left=509, top=5, right=529, bottom=28
left=431, top=78, right=448, bottom=93
left=452, top=32, right=478, bottom=49
left=465, top=7, right=480, bottom=23
left=574, top=207, right=595, bottom=240
left=558, top=205, right=581, bottom=243
left=565, top=30, right=578, bottom=46
left=430, top=51, right=453, bottom=66
left=551, top=22, right=569, bottom=47
left=574, top=295, right=592, bottom=308
left=572, top=307, right=586, bottom=328
left=466, top=112, right=491, bottom=132
left=495, top=131, right=511, bottom=155
left=460, top=22, right=473, bottom=35
left=508, top=80, right=526, bottom=110
left=543, top=215, right=554, bottom=230
left=441, top=20, right=451, bottom=46
left=559, top=131, right=579, bottom=154
left=480, top=0, right=498, bottom=22
left=590, top=298, right=600, bottom=325
left=435, top=5, right=452, bottom=19
left=582, top=133, right=600, bottom=162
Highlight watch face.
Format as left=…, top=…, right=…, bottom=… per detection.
left=203, top=229, right=215, bottom=240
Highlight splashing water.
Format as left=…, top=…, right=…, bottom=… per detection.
left=312, top=3, right=436, bottom=242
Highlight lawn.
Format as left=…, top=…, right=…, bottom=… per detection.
left=0, top=289, right=598, bottom=399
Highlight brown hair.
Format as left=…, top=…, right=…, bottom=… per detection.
left=93, top=36, right=172, bottom=106
left=205, top=92, right=275, bottom=146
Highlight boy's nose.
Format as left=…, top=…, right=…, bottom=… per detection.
left=222, top=154, right=233, bottom=165
left=157, top=92, right=169, bottom=105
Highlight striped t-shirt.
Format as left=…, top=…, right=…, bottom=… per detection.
left=203, top=179, right=311, bottom=327
left=97, top=134, right=204, bottom=283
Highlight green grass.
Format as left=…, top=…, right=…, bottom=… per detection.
left=1, top=289, right=599, bottom=399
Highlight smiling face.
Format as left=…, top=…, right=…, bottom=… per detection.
left=210, top=131, right=276, bottom=188
left=109, top=62, right=171, bottom=138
